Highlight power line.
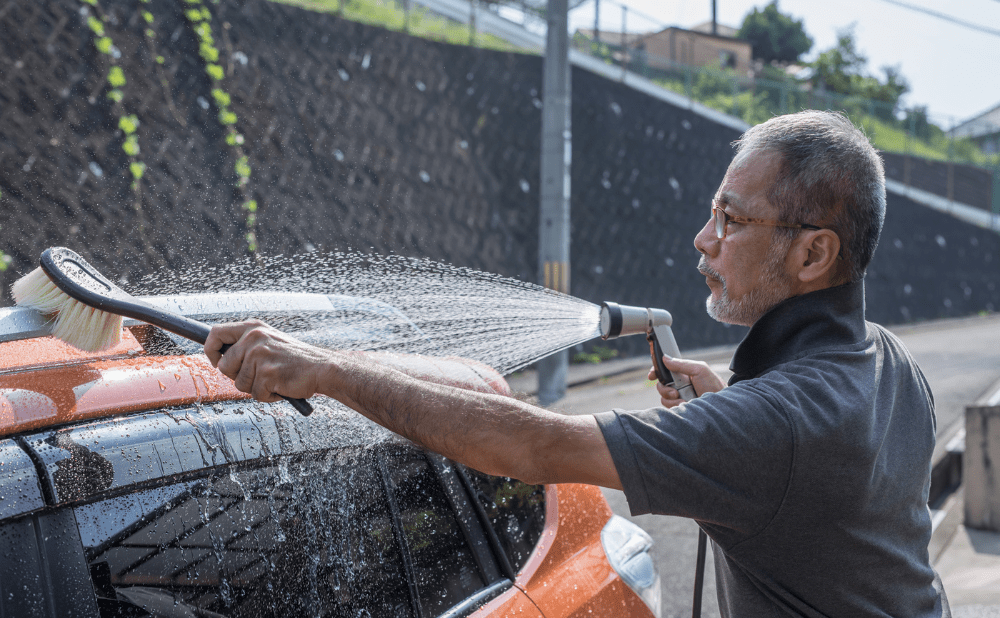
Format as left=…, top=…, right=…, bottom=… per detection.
left=592, top=0, right=670, bottom=32
left=875, top=0, right=1000, bottom=38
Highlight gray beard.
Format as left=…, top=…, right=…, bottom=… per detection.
left=699, top=250, right=793, bottom=327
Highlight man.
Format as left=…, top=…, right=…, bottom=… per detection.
left=206, top=111, right=948, bottom=616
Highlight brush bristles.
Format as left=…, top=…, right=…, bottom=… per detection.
left=13, top=267, right=124, bottom=352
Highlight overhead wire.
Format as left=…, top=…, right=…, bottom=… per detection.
left=875, top=0, right=1000, bottom=38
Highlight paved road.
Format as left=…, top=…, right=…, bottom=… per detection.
left=542, top=312, right=1000, bottom=618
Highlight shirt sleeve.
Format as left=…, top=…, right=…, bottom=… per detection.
left=594, top=383, right=794, bottom=545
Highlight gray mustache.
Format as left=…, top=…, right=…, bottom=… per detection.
left=698, top=257, right=724, bottom=282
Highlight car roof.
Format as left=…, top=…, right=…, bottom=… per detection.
left=0, top=292, right=430, bottom=438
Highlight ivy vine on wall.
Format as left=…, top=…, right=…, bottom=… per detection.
left=80, top=0, right=147, bottom=200
left=78, top=0, right=161, bottom=259
left=181, top=0, right=259, bottom=255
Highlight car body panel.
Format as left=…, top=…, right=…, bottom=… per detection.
left=517, top=483, right=656, bottom=618
left=0, top=336, right=509, bottom=440
left=0, top=352, right=247, bottom=439
left=0, top=331, right=144, bottom=371
left=469, top=585, right=545, bottom=617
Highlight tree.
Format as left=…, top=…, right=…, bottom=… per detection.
left=737, top=2, right=813, bottom=64
left=809, top=26, right=866, bottom=94
left=809, top=26, right=909, bottom=117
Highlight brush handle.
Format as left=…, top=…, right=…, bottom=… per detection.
left=154, top=314, right=314, bottom=417
left=38, top=248, right=312, bottom=415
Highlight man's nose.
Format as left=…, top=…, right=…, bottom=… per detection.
left=694, top=217, right=717, bottom=256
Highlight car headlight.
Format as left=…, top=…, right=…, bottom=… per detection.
left=601, top=515, right=662, bottom=617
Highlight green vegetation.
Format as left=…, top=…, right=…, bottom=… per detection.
left=78, top=0, right=151, bottom=194
left=576, top=4, right=998, bottom=170
left=572, top=345, right=619, bottom=365
left=270, top=0, right=994, bottom=169
left=183, top=0, right=259, bottom=254
left=737, top=1, right=812, bottom=64
left=642, top=63, right=997, bottom=168
left=270, top=0, right=527, bottom=53
left=807, top=27, right=908, bottom=118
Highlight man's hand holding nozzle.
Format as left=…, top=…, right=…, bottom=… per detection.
left=648, top=355, right=726, bottom=407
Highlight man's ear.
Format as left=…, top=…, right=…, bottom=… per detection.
left=790, top=229, right=842, bottom=284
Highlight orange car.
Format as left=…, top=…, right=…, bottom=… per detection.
left=0, top=292, right=660, bottom=617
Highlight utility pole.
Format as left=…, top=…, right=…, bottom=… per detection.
left=711, top=0, right=718, bottom=36
left=594, top=0, right=600, bottom=44
left=538, top=0, right=572, bottom=406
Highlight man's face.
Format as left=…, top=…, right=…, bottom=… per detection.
left=694, top=151, right=795, bottom=327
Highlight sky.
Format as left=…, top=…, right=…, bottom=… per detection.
left=566, top=0, right=1000, bottom=126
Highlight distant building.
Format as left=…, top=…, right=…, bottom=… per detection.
left=950, top=104, right=1000, bottom=154
left=578, top=22, right=752, bottom=76
left=688, top=20, right=740, bottom=38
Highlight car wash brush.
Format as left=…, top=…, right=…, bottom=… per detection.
left=13, top=256, right=124, bottom=352
left=12, top=247, right=313, bottom=415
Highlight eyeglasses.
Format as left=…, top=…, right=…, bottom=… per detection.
left=712, top=205, right=822, bottom=239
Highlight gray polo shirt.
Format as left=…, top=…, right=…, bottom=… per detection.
left=596, top=281, right=947, bottom=617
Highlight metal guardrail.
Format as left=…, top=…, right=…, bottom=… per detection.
left=885, top=180, right=1000, bottom=232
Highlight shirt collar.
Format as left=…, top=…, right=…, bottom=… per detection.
left=728, top=280, right=867, bottom=385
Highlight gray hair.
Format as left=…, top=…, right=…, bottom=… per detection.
left=733, top=110, right=886, bottom=282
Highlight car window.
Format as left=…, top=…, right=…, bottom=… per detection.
left=463, top=469, right=546, bottom=575
left=77, top=449, right=414, bottom=618
left=24, top=401, right=511, bottom=617
left=381, top=447, right=487, bottom=616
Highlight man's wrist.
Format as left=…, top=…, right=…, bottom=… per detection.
left=316, top=351, right=348, bottom=399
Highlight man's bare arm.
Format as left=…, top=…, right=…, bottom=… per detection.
left=205, top=320, right=623, bottom=489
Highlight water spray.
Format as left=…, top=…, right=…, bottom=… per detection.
left=599, top=302, right=695, bottom=401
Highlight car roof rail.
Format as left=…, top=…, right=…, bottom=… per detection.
left=0, top=292, right=422, bottom=345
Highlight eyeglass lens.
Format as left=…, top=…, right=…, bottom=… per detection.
left=713, top=207, right=726, bottom=238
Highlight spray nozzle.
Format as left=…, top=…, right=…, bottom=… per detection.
left=599, top=301, right=696, bottom=401
left=599, top=302, right=672, bottom=340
